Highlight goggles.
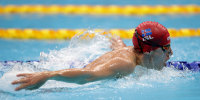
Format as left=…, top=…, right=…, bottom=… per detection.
left=161, top=44, right=172, bottom=56
left=161, top=44, right=170, bottom=51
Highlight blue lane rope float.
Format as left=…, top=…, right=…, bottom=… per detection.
left=167, top=61, right=200, bottom=71
left=0, top=61, right=200, bottom=72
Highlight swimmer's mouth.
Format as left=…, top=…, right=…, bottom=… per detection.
left=164, top=59, right=169, bottom=66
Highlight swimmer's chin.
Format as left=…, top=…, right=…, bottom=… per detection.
left=154, top=63, right=166, bottom=70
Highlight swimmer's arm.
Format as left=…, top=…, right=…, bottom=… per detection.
left=11, top=69, right=93, bottom=91
left=11, top=68, right=113, bottom=91
left=110, top=37, right=126, bottom=50
left=49, top=57, right=134, bottom=83
left=48, top=68, right=97, bottom=84
left=12, top=59, right=133, bottom=91
left=49, top=66, right=120, bottom=84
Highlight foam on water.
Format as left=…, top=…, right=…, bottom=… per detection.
left=0, top=30, right=196, bottom=95
left=0, top=30, right=111, bottom=94
left=39, top=30, right=111, bottom=70
left=105, top=66, right=195, bottom=90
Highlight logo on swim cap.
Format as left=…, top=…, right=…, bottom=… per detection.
left=141, top=28, right=152, bottom=37
left=141, top=28, right=154, bottom=41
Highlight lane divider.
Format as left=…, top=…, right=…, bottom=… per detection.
left=0, top=5, right=199, bottom=15
left=0, top=28, right=199, bottom=39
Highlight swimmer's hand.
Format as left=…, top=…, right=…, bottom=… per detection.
left=11, top=72, right=50, bottom=91
left=110, top=37, right=126, bottom=50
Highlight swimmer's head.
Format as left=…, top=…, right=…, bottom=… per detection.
left=133, top=21, right=172, bottom=69
left=132, top=21, right=171, bottom=53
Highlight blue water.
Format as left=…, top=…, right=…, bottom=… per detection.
left=0, top=37, right=200, bottom=62
left=0, top=0, right=200, bottom=100
left=0, top=37, right=200, bottom=100
left=0, top=15, right=200, bottom=29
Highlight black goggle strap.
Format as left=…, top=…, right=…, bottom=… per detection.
left=135, top=30, right=144, bottom=53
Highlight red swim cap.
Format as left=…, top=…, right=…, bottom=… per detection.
left=132, top=21, right=170, bottom=53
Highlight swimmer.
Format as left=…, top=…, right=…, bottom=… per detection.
left=11, top=21, right=173, bottom=91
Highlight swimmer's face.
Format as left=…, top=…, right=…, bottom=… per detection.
left=149, top=46, right=173, bottom=70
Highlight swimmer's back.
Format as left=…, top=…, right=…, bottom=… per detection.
left=84, top=46, right=136, bottom=77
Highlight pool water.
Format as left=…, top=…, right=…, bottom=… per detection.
left=0, top=33, right=200, bottom=100
left=0, top=0, right=200, bottom=100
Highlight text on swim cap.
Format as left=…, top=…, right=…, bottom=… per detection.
left=142, top=28, right=154, bottom=41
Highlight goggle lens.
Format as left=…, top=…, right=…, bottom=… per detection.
left=161, top=44, right=172, bottom=55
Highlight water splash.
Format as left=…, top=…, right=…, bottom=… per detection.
left=39, top=30, right=111, bottom=70
left=0, top=30, right=111, bottom=93
left=0, top=62, right=36, bottom=94
left=105, top=66, right=195, bottom=89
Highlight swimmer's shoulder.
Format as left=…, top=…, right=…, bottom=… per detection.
left=114, top=46, right=136, bottom=64
left=116, top=46, right=133, bottom=51
left=112, top=46, right=136, bottom=75
left=116, top=46, right=135, bottom=55
left=123, top=46, right=137, bottom=66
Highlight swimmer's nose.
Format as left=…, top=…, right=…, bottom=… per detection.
left=166, top=47, right=173, bottom=58
left=170, top=48, right=173, bottom=56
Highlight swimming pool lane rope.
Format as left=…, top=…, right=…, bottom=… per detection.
left=0, top=28, right=199, bottom=39
left=0, top=5, right=199, bottom=15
